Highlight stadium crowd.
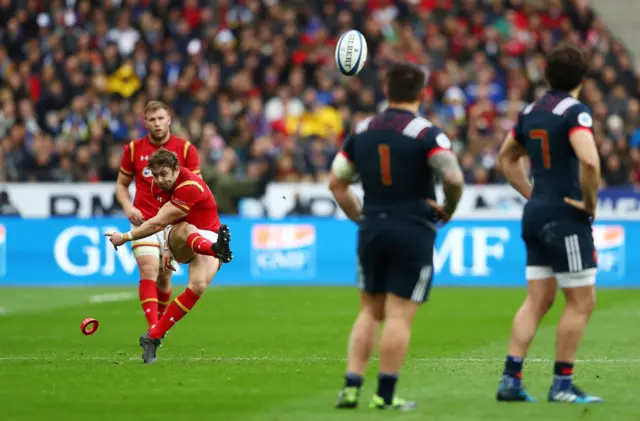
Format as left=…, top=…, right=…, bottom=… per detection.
left=0, top=0, right=638, bottom=188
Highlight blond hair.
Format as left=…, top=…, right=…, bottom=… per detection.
left=144, top=100, right=171, bottom=117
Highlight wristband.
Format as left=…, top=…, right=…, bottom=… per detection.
left=123, top=232, right=133, bottom=241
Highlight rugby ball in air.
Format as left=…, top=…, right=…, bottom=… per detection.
left=335, top=30, right=368, bottom=76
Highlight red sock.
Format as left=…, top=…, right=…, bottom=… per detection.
left=139, top=279, right=158, bottom=328
left=186, top=232, right=217, bottom=257
left=149, top=288, right=201, bottom=339
left=157, top=287, right=172, bottom=318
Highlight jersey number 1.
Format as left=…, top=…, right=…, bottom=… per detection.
left=378, top=144, right=392, bottom=186
left=530, top=129, right=551, bottom=169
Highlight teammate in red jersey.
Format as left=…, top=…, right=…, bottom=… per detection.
left=106, top=149, right=233, bottom=364
left=116, top=101, right=201, bottom=330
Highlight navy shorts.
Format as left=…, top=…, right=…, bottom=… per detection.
left=521, top=216, right=597, bottom=287
left=357, top=217, right=435, bottom=303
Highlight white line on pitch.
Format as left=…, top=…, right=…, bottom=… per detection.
left=1, top=356, right=639, bottom=364
left=88, top=292, right=137, bottom=304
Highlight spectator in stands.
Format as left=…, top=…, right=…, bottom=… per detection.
left=201, top=146, right=273, bottom=215
left=0, top=0, right=638, bottom=189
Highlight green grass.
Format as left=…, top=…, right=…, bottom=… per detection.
left=0, top=286, right=639, bottom=421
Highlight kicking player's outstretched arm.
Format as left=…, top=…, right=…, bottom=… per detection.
left=329, top=152, right=362, bottom=223
left=569, top=129, right=600, bottom=215
left=105, top=202, right=187, bottom=248
left=128, top=202, right=187, bottom=241
left=497, top=132, right=533, bottom=200
left=428, top=150, right=464, bottom=218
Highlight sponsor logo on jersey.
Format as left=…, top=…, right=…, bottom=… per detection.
left=577, top=112, right=593, bottom=128
left=142, top=167, right=152, bottom=178
left=436, top=133, right=452, bottom=149
left=250, top=224, right=317, bottom=280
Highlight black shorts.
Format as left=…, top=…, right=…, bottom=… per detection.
left=357, top=217, right=435, bottom=303
left=521, top=215, right=597, bottom=287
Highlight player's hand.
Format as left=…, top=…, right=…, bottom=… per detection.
left=162, top=249, right=176, bottom=272
left=427, top=199, right=451, bottom=224
left=125, top=207, right=144, bottom=226
left=104, top=232, right=126, bottom=250
left=563, top=197, right=596, bottom=218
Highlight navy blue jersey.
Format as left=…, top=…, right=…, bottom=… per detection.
left=340, top=108, right=450, bottom=222
left=513, top=91, right=594, bottom=221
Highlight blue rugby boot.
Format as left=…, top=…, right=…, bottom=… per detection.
left=497, top=377, right=537, bottom=402
left=548, top=383, right=603, bottom=404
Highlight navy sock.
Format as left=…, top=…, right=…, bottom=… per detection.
left=344, top=372, right=363, bottom=388
left=502, top=355, right=523, bottom=387
left=377, top=372, right=398, bottom=405
left=552, top=361, right=573, bottom=390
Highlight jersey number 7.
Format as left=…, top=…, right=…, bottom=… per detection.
left=530, top=129, right=551, bottom=169
left=378, top=144, right=392, bottom=186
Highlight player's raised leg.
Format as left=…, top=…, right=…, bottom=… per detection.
left=166, top=220, right=232, bottom=264
left=184, top=223, right=232, bottom=263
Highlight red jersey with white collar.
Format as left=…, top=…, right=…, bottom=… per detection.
left=120, top=135, right=200, bottom=220
left=152, top=167, right=221, bottom=232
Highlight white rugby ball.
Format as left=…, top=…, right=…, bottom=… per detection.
left=335, top=30, right=368, bottom=76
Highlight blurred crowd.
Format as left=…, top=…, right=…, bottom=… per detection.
left=0, top=0, right=639, bottom=188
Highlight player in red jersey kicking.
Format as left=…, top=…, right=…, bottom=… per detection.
left=116, top=101, right=201, bottom=330
left=107, top=149, right=233, bottom=363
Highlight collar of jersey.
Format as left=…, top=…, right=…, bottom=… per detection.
left=384, top=107, right=416, bottom=116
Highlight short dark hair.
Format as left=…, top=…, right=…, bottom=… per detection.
left=545, top=43, right=588, bottom=92
left=148, top=148, right=179, bottom=171
left=385, top=62, right=426, bottom=103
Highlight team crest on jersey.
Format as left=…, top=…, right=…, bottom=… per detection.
left=577, top=112, right=593, bottom=128
left=142, top=167, right=153, bottom=178
left=436, top=133, right=452, bottom=149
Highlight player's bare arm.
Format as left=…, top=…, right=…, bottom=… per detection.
left=115, top=172, right=144, bottom=225
left=428, top=150, right=464, bottom=220
left=106, top=202, right=187, bottom=248
left=328, top=153, right=362, bottom=223
left=497, top=133, right=533, bottom=200
left=566, top=129, right=601, bottom=216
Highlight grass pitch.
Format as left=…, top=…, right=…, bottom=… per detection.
left=1, top=286, right=639, bottom=421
